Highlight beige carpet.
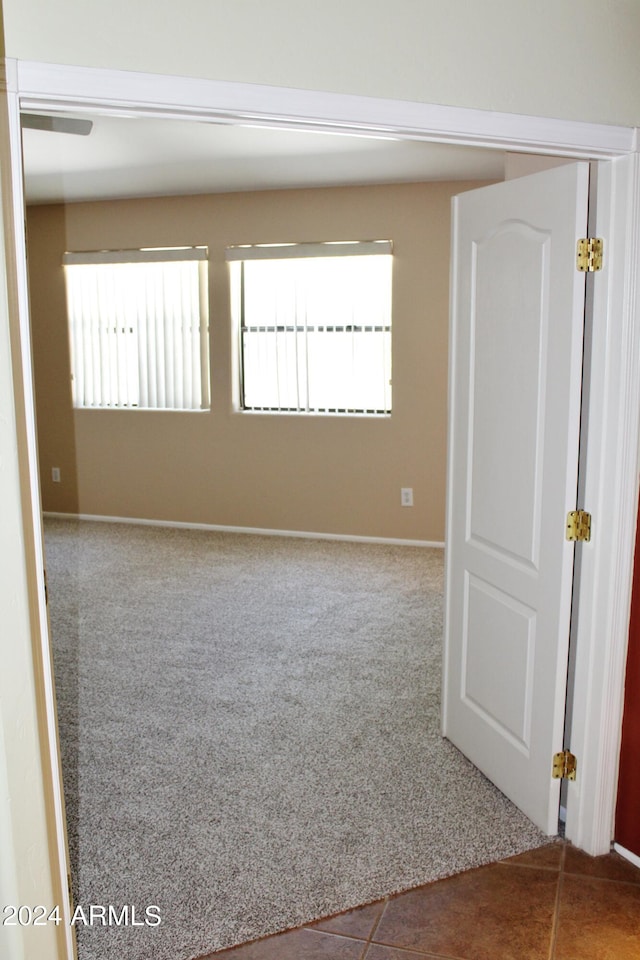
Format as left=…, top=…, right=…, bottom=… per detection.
left=44, top=518, right=547, bottom=960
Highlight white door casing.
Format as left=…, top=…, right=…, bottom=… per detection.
left=443, top=164, right=590, bottom=834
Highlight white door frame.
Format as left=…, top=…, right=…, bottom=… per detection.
left=4, top=56, right=639, bottom=959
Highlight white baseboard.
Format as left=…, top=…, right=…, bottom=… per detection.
left=42, top=512, right=445, bottom=549
left=613, top=843, right=640, bottom=870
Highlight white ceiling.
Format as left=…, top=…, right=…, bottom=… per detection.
left=20, top=112, right=506, bottom=205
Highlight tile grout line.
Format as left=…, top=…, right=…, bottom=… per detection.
left=358, top=896, right=388, bottom=960
left=362, top=893, right=478, bottom=960
left=562, top=871, right=640, bottom=887
left=327, top=854, right=571, bottom=960
left=362, top=939, right=470, bottom=960
left=501, top=850, right=640, bottom=886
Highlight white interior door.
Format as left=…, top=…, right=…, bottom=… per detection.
left=442, top=163, right=590, bottom=834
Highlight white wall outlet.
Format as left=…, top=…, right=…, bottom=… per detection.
left=401, top=487, right=413, bottom=507
left=51, top=467, right=61, bottom=483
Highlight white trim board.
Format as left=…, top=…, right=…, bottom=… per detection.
left=613, top=843, right=640, bottom=870
left=564, top=154, right=640, bottom=855
left=42, top=512, right=444, bottom=549
left=7, top=59, right=637, bottom=159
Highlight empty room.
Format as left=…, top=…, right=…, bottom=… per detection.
left=22, top=113, right=564, bottom=960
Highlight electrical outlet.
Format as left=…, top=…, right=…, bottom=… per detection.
left=401, top=487, right=413, bottom=507
left=52, top=467, right=61, bottom=483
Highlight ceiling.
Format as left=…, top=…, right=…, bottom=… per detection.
left=20, top=112, right=506, bottom=205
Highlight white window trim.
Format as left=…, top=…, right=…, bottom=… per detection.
left=63, top=245, right=208, bottom=265
left=226, top=239, right=392, bottom=261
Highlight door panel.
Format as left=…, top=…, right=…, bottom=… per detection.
left=469, top=222, right=548, bottom=569
left=463, top=574, right=535, bottom=752
left=443, top=163, right=590, bottom=834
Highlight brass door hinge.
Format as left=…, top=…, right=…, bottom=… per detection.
left=566, top=510, right=591, bottom=542
left=552, top=750, right=577, bottom=781
left=577, top=237, right=603, bottom=272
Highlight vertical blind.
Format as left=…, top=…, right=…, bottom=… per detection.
left=226, top=241, right=393, bottom=414
left=63, top=247, right=210, bottom=410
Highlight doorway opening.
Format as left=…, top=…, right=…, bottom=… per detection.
left=6, top=62, right=640, bottom=960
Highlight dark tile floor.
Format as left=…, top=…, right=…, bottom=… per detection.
left=201, top=843, right=640, bottom=959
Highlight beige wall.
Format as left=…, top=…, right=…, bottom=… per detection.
left=28, top=180, right=485, bottom=541
left=4, top=0, right=640, bottom=127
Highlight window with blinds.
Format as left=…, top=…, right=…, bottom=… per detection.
left=227, top=240, right=392, bottom=414
left=63, top=247, right=210, bottom=410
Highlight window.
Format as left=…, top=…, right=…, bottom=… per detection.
left=63, top=247, right=210, bottom=410
left=227, top=240, right=392, bottom=414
